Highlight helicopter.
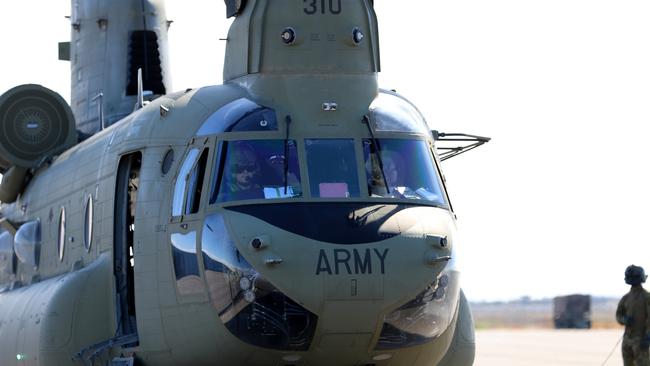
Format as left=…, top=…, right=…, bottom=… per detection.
left=0, top=0, right=489, bottom=365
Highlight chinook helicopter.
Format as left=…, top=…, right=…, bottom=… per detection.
left=0, top=1, right=489, bottom=365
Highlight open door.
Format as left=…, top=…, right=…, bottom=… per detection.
left=114, top=153, right=141, bottom=343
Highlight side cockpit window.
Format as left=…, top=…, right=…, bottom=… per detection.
left=172, top=147, right=210, bottom=217
left=363, top=139, right=448, bottom=208
left=172, top=148, right=199, bottom=216
left=211, top=140, right=301, bottom=203
left=171, top=231, right=201, bottom=296
left=305, top=139, right=360, bottom=198
left=185, top=149, right=209, bottom=215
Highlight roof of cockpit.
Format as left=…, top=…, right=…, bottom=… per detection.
left=144, top=84, right=248, bottom=142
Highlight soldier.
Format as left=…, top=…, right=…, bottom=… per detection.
left=366, top=150, right=407, bottom=197
left=617, top=265, right=650, bottom=366
left=223, top=142, right=263, bottom=201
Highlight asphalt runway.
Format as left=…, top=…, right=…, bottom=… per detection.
left=475, top=329, right=624, bottom=366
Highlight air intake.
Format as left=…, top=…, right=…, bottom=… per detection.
left=127, top=31, right=165, bottom=96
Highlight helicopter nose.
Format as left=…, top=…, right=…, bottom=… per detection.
left=221, top=204, right=457, bottom=351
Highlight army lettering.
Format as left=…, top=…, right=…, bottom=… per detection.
left=303, top=0, right=342, bottom=15
left=316, top=248, right=389, bottom=275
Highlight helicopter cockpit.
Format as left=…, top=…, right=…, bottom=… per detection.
left=178, top=91, right=450, bottom=209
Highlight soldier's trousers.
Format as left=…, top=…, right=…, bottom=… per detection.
left=622, top=336, right=650, bottom=366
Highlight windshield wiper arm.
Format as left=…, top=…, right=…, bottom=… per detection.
left=362, top=115, right=390, bottom=194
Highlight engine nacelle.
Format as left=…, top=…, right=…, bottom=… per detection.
left=0, top=84, right=77, bottom=202
left=0, top=254, right=114, bottom=365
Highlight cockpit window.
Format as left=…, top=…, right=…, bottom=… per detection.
left=172, top=148, right=200, bottom=217
left=369, top=93, right=430, bottom=135
left=305, top=139, right=360, bottom=198
left=211, top=140, right=301, bottom=203
left=185, top=149, right=209, bottom=215
left=363, top=139, right=448, bottom=207
left=197, top=98, right=278, bottom=136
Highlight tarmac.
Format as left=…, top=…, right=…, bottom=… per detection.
left=475, top=329, right=623, bottom=366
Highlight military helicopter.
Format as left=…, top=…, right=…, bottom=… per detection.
left=0, top=1, right=489, bottom=365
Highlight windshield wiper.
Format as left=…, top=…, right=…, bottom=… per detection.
left=283, top=115, right=292, bottom=195
left=362, top=115, right=390, bottom=194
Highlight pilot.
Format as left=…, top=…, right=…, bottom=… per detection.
left=266, top=154, right=301, bottom=197
left=616, top=265, right=650, bottom=366
left=367, top=151, right=403, bottom=197
left=224, top=143, right=264, bottom=200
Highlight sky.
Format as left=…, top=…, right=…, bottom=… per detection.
left=1, top=1, right=649, bottom=302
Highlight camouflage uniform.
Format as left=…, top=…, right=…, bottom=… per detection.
left=617, top=286, right=650, bottom=366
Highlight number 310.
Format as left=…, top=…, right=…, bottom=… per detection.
left=304, top=0, right=342, bottom=15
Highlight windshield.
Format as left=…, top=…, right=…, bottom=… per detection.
left=363, top=139, right=448, bottom=207
left=211, top=140, right=301, bottom=203
left=305, top=139, right=360, bottom=198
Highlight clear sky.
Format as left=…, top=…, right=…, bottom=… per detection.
left=1, top=1, right=649, bottom=301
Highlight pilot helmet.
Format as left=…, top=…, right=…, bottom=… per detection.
left=625, top=265, right=647, bottom=285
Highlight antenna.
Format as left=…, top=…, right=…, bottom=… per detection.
left=91, top=93, right=104, bottom=130
left=134, top=68, right=144, bottom=111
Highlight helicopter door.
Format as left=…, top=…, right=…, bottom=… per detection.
left=114, top=152, right=141, bottom=341
left=169, top=138, right=213, bottom=303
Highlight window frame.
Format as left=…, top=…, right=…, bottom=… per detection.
left=168, top=138, right=215, bottom=302
left=171, top=137, right=214, bottom=221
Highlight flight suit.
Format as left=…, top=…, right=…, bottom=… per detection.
left=617, top=286, right=650, bottom=366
